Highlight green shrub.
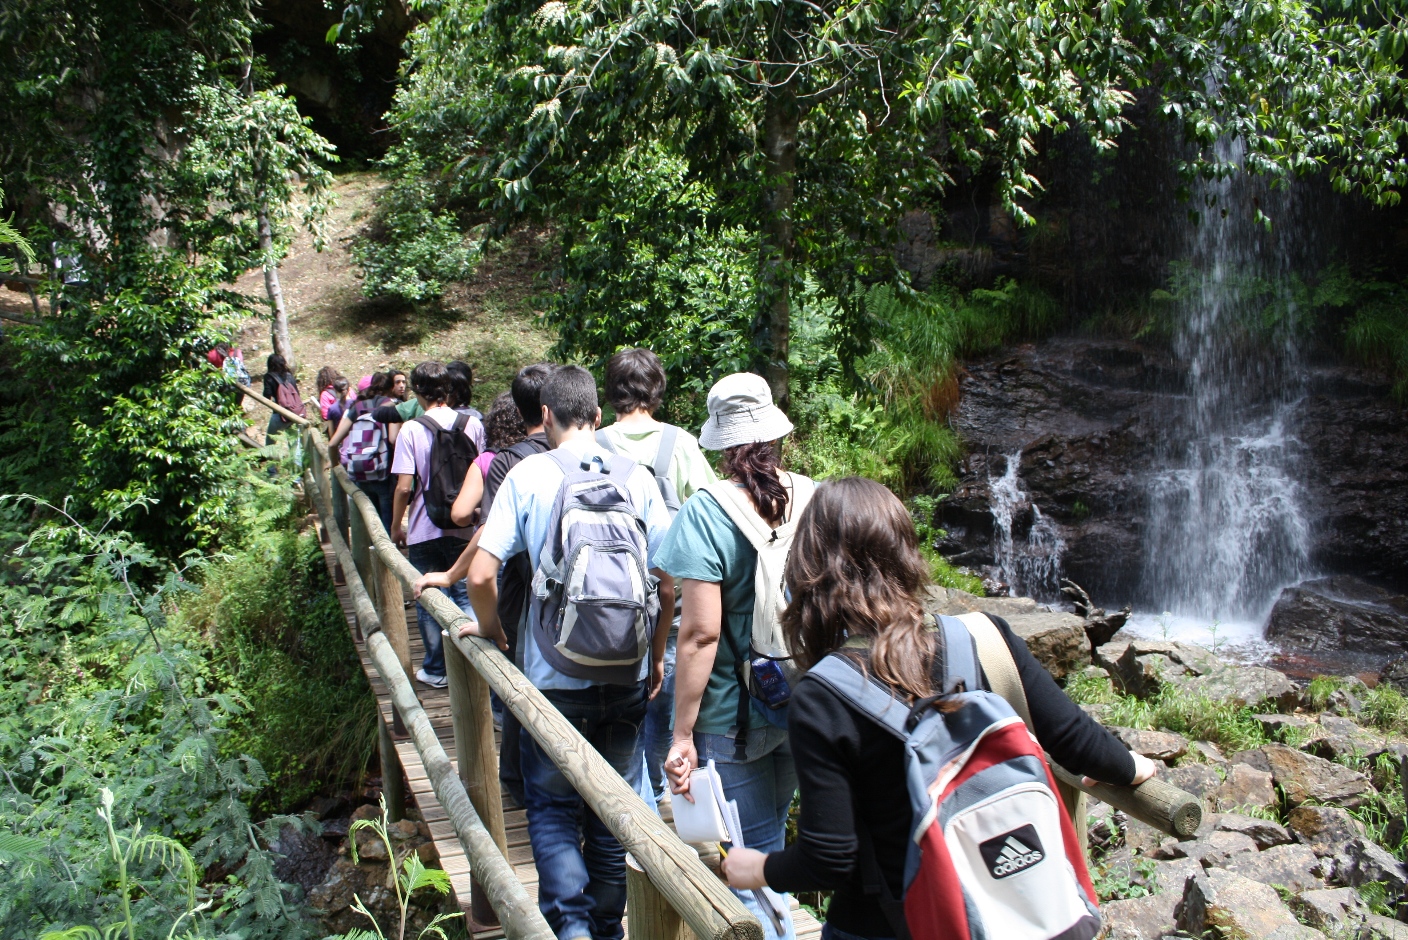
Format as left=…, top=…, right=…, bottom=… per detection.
left=352, top=146, right=482, bottom=303
left=1065, top=678, right=1273, bottom=754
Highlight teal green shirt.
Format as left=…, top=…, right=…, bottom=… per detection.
left=655, top=488, right=770, bottom=734
left=397, top=398, right=424, bottom=421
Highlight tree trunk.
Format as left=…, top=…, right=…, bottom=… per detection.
left=258, top=206, right=294, bottom=369
left=758, top=67, right=800, bottom=413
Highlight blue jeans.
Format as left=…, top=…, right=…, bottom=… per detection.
left=522, top=683, right=648, bottom=940
left=407, top=536, right=471, bottom=678
left=641, top=631, right=677, bottom=803
left=697, top=725, right=798, bottom=940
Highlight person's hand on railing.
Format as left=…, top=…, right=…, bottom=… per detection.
left=720, top=846, right=768, bottom=891
left=458, top=618, right=509, bottom=653
left=414, top=570, right=452, bottom=599
left=665, top=735, right=699, bottom=802
left=1083, top=751, right=1158, bottom=789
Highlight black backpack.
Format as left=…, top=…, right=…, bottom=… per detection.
left=414, top=413, right=479, bottom=530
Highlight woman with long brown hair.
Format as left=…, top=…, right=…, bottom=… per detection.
left=657, top=372, right=814, bottom=940
left=719, top=477, right=1155, bottom=940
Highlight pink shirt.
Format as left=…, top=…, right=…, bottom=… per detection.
left=473, top=450, right=496, bottom=480
left=389, top=406, right=487, bottom=545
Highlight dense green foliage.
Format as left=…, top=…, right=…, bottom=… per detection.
left=371, top=0, right=1408, bottom=404
left=0, top=0, right=334, bottom=554
left=0, top=476, right=373, bottom=937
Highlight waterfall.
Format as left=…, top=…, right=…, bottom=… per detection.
left=1138, top=136, right=1314, bottom=624
left=990, top=452, right=1066, bottom=600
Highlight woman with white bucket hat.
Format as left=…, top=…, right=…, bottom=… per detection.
left=655, top=372, right=815, bottom=940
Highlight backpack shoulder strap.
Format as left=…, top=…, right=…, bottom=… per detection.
left=936, top=615, right=981, bottom=695
left=546, top=447, right=581, bottom=477
left=452, top=411, right=470, bottom=434
left=652, top=424, right=679, bottom=475
left=703, top=481, right=774, bottom=551
left=413, top=414, right=440, bottom=435
left=595, top=429, right=619, bottom=455
left=807, top=656, right=911, bottom=740
left=957, top=611, right=1034, bottom=731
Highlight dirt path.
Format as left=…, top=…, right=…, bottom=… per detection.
left=233, top=172, right=554, bottom=405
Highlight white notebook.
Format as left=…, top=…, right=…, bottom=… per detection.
left=672, top=761, right=730, bottom=843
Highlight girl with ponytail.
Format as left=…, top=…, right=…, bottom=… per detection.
left=655, top=372, right=814, bottom=940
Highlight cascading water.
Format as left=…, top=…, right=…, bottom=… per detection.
left=1137, top=136, right=1315, bottom=633
left=989, top=452, right=1066, bottom=600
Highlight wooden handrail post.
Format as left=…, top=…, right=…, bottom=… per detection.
left=330, top=466, right=350, bottom=549
left=445, top=632, right=508, bottom=927
left=379, top=709, right=407, bottom=824
left=348, top=495, right=374, bottom=624
left=371, top=548, right=412, bottom=678
left=1057, top=781, right=1088, bottom=859
left=628, top=852, right=693, bottom=940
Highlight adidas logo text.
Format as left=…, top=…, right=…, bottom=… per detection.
left=991, top=836, right=1043, bottom=876
left=977, top=824, right=1047, bottom=880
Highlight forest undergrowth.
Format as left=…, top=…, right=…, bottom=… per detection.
left=0, top=456, right=373, bottom=939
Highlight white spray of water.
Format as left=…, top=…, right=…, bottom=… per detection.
left=990, top=452, right=1066, bottom=600
left=1137, top=136, right=1314, bottom=638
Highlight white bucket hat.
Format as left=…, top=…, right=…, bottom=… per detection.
left=698, top=372, right=794, bottom=451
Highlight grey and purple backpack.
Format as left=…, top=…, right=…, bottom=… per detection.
left=530, top=450, right=661, bottom=684
left=807, top=614, right=1100, bottom=940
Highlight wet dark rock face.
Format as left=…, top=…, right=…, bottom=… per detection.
left=937, top=338, right=1408, bottom=609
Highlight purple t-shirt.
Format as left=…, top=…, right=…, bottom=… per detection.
left=390, top=405, right=487, bottom=545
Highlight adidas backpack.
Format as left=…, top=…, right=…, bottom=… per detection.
left=413, top=412, right=479, bottom=530
left=530, top=450, right=661, bottom=684
left=808, top=613, right=1101, bottom=940
left=343, top=401, right=389, bottom=482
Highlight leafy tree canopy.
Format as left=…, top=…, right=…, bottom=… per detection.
left=0, top=0, right=336, bottom=553
left=388, top=0, right=1408, bottom=404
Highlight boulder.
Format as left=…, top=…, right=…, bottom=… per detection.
left=1111, top=640, right=1221, bottom=698
left=1225, top=843, right=1326, bottom=893
left=1095, top=636, right=1135, bottom=673
left=1288, top=806, right=1367, bottom=857
left=1154, top=830, right=1259, bottom=867
left=1216, top=763, right=1278, bottom=813
left=1190, top=740, right=1231, bottom=766
left=1361, top=912, right=1408, bottom=940
left=1004, top=611, right=1091, bottom=679
left=1306, top=715, right=1391, bottom=764
left=1256, top=713, right=1320, bottom=739
left=1102, top=892, right=1180, bottom=940
left=1149, top=857, right=1202, bottom=894
left=1161, top=764, right=1225, bottom=808
left=1381, top=655, right=1408, bottom=695
left=1291, top=886, right=1366, bottom=933
left=1258, top=744, right=1378, bottom=809
left=1110, top=727, right=1190, bottom=763
left=1182, top=665, right=1300, bottom=711
left=1177, top=868, right=1304, bottom=936
left=1336, top=838, right=1408, bottom=896
left=1216, top=813, right=1293, bottom=850
left=1266, top=576, right=1408, bottom=652
left=1265, top=927, right=1329, bottom=940
left=921, top=590, right=1090, bottom=678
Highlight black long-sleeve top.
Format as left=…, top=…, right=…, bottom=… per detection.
left=763, top=615, right=1134, bottom=937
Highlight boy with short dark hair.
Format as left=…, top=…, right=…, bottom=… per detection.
left=391, top=360, right=486, bottom=688
left=462, top=365, right=674, bottom=940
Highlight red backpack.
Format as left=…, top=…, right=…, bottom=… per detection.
left=274, top=376, right=306, bottom=418
left=807, top=613, right=1099, bottom=940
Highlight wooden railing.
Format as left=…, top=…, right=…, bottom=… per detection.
left=234, top=383, right=1200, bottom=940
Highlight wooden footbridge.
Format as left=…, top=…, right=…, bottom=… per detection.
left=240, top=384, right=1198, bottom=940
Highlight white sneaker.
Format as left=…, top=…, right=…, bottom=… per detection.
left=415, top=668, right=448, bottom=689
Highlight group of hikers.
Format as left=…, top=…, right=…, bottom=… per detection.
left=296, top=349, right=1156, bottom=940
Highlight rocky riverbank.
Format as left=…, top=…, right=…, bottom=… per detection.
left=951, top=583, right=1408, bottom=940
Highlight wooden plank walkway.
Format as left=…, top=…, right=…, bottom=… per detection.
left=317, top=536, right=821, bottom=940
